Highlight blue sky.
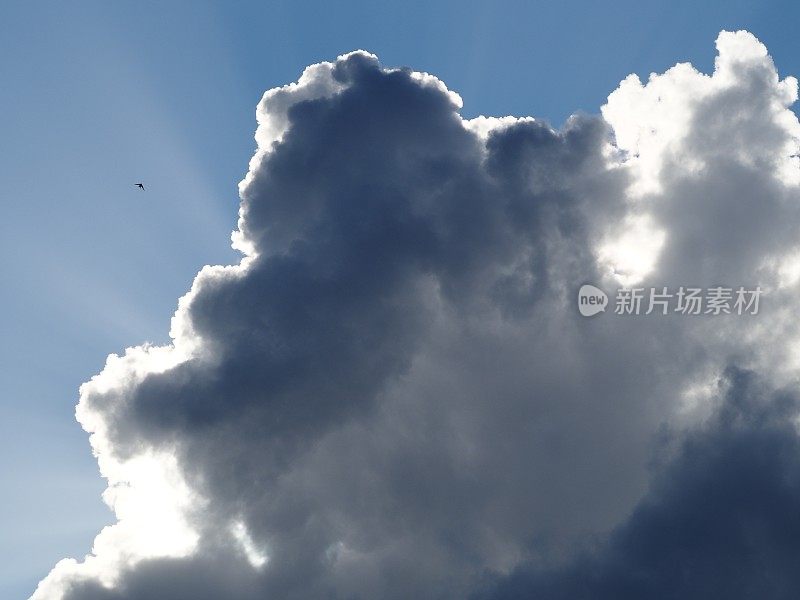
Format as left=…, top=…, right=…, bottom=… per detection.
left=2, top=1, right=800, bottom=597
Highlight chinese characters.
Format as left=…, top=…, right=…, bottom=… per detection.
left=614, top=286, right=762, bottom=316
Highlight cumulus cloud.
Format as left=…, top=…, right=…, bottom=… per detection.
left=32, top=31, right=800, bottom=599
left=476, top=368, right=800, bottom=600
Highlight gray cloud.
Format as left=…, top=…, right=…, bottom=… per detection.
left=34, top=31, right=800, bottom=600
left=476, top=367, right=800, bottom=600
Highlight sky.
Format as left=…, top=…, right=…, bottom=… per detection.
left=3, top=1, right=800, bottom=598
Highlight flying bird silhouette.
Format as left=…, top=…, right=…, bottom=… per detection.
left=135, top=183, right=145, bottom=190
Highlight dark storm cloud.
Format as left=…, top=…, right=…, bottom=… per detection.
left=93, top=54, right=618, bottom=458
left=35, top=31, right=800, bottom=600
left=477, top=367, right=800, bottom=600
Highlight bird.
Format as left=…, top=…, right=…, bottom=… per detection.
left=135, top=183, right=145, bottom=190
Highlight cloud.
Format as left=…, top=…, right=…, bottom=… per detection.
left=475, top=368, right=800, bottom=600
left=32, top=31, right=800, bottom=599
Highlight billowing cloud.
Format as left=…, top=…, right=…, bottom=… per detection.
left=476, top=368, right=800, bottom=600
left=32, top=31, right=800, bottom=600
